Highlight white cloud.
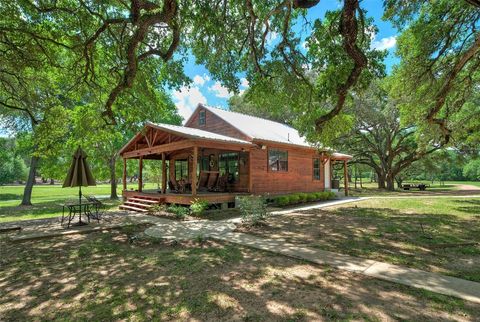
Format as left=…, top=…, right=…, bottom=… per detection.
left=208, top=81, right=233, bottom=99
left=267, top=31, right=279, bottom=45
left=371, top=36, right=397, bottom=51
left=240, top=78, right=249, bottom=89
left=172, top=85, right=207, bottom=121
left=192, top=74, right=210, bottom=86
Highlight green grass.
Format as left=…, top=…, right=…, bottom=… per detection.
left=0, top=182, right=163, bottom=223
left=0, top=184, right=121, bottom=223
left=348, top=180, right=480, bottom=197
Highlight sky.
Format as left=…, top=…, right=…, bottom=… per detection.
left=0, top=0, right=399, bottom=138
left=172, top=0, right=399, bottom=121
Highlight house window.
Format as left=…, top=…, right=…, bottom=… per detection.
left=313, top=158, right=321, bottom=180
left=175, top=159, right=189, bottom=180
left=199, top=110, right=206, bottom=125
left=269, top=149, right=288, bottom=172
left=219, top=153, right=239, bottom=183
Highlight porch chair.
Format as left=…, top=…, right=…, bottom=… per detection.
left=213, top=174, right=228, bottom=192
left=168, top=179, right=180, bottom=193
left=206, top=172, right=219, bottom=191
left=197, top=172, right=209, bottom=192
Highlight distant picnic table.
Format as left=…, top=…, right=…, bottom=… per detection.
left=401, top=183, right=429, bottom=191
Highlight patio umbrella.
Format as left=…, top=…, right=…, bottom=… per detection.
left=63, top=146, right=96, bottom=224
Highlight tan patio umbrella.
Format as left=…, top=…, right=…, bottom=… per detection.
left=63, top=146, right=96, bottom=223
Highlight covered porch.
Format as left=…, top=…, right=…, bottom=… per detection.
left=119, top=123, right=253, bottom=207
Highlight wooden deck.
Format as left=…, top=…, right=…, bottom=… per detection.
left=122, top=189, right=243, bottom=205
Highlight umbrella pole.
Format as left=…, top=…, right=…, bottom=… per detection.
left=79, top=186, right=82, bottom=224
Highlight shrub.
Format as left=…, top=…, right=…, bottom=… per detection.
left=297, top=193, right=308, bottom=203
left=149, top=204, right=166, bottom=214
left=288, top=194, right=300, bottom=204
left=275, top=195, right=290, bottom=207
left=306, top=192, right=317, bottom=202
left=237, top=195, right=268, bottom=226
left=190, top=198, right=209, bottom=216
left=167, top=204, right=189, bottom=219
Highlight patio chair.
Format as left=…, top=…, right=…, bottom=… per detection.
left=212, top=174, right=228, bottom=192
left=84, top=195, right=105, bottom=223
left=206, top=172, right=219, bottom=191
left=168, top=179, right=180, bottom=193
left=197, top=172, right=209, bottom=191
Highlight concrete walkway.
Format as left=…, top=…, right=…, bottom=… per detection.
left=144, top=215, right=480, bottom=304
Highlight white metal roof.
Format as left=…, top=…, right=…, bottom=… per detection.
left=200, top=105, right=312, bottom=147
left=147, top=122, right=253, bottom=145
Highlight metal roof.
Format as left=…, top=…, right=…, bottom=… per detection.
left=198, top=105, right=312, bottom=147
left=147, top=122, right=253, bottom=145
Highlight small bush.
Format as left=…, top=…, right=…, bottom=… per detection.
left=298, top=193, right=309, bottom=203
left=237, top=195, right=268, bottom=226
left=288, top=194, right=300, bottom=204
left=167, top=204, right=189, bottom=219
left=149, top=204, right=166, bottom=214
left=190, top=198, right=209, bottom=216
left=306, top=192, right=317, bottom=202
left=276, top=195, right=290, bottom=207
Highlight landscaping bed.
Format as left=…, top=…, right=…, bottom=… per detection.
left=1, top=224, right=479, bottom=321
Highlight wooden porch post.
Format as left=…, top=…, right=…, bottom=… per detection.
left=138, top=156, right=143, bottom=192
left=248, top=151, right=253, bottom=193
left=191, top=146, right=198, bottom=196
left=161, top=153, right=167, bottom=194
left=343, top=160, right=348, bottom=196
left=122, top=158, right=127, bottom=192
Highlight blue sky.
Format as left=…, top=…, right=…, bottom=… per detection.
left=0, top=1, right=398, bottom=137
left=173, top=0, right=399, bottom=121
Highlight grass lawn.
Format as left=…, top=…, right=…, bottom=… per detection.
left=240, top=197, right=480, bottom=283
left=0, top=184, right=127, bottom=223
left=1, top=225, right=479, bottom=321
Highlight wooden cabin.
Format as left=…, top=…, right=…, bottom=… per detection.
left=119, top=104, right=351, bottom=212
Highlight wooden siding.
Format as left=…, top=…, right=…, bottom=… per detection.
left=185, top=108, right=251, bottom=141
left=249, top=143, right=325, bottom=194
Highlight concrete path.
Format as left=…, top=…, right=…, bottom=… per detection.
left=144, top=216, right=480, bottom=304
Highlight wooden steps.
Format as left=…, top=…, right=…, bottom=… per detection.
left=119, top=195, right=163, bottom=213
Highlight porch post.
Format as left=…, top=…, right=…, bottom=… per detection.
left=343, top=160, right=348, bottom=196
left=138, top=156, right=143, bottom=192
left=122, top=158, right=127, bottom=192
left=191, top=146, right=198, bottom=196
left=161, top=153, right=167, bottom=194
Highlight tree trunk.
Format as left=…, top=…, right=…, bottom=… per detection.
left=21, top=155, right=39, bottom=206
left=377, top=172, right=386, bottom=189
left=386, top=176, right=395, bottom=191
left=109, top=157, right=118, bottom=200
left=50, top=178, right=54, bottom=185
left=395, top=177, right=403, bottom=189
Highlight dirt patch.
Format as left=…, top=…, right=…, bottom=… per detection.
left=0, top=228, right=478, bottom=321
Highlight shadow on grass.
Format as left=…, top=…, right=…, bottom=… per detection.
left=1, top=226, right=479, bottom=321
left=453, top=199, right=480, bottom=215
left=242, top=206, right=480, bottom=282
left=0, top=193, right=21, bottom=201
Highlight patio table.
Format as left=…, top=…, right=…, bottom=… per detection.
left=61, top=201, right=97, bottom=228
